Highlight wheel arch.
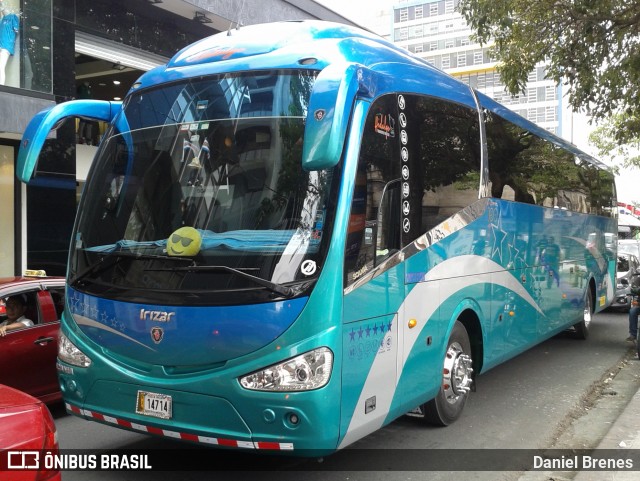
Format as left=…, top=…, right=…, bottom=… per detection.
left=447, top=300, right=484, bottom=375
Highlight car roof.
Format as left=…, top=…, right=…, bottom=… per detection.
left=0, top=276, right=65, bottom=296
left=0, top=276, right=64, bottom=285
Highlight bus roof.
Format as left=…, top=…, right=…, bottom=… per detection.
left=129, top=20, right=441, bottom=92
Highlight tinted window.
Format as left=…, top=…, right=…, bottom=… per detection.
left=402, top=94, right=481, bottom=240
left=345, top=95, right=402, bottom=287
left=484, top=110, right=615, bottom=217
left=344, top=93, right=481, bottom=287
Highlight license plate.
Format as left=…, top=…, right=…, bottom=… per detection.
left=136, top=391, right=172, bottom=419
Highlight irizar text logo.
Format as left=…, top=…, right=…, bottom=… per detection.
left=139, top=309, right=175, bottom=322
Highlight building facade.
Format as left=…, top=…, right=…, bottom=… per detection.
left=0, top=0, right=358, bottom=277
left=391, top=0, right=561, bottom=135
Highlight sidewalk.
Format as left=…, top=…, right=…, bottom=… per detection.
left=572, top=363, right=640, bottom=481
left=518, top=348, right=640, bottom=481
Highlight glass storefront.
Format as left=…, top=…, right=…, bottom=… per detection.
left=0, top=0, right=52, bottom=92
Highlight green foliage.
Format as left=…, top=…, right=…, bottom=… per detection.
left=588, top=113, right=640, bottom=169
left=459, top=0, right=640, bottom=144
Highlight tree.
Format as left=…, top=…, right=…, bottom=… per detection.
left=458, top=0, right=640, bottom=144
left=588, top=113, right=640, bottom=169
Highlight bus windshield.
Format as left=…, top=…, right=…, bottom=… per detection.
left=70, top=70, right=337, bottom=305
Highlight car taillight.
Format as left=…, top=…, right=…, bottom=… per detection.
left=35, top=404, right=60, bottom=481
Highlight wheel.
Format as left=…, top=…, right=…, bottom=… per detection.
left=423, top=321, right=474, bottom=426
left=574, top=289, right=593, bottom=340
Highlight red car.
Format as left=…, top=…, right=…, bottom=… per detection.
left=0, top=274, right=65, bottom=404
left=0, top=384, right=61, bottom=481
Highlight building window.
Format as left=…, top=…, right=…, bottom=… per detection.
left=445, top=1, right=454, bottom=14
left=400, top=8, right=408, bottom=22
left=430, top=4, right=438, bottom=16
left=457, top=53, right=466, bottom=67
left=415, top=45, right=424, bottom=54
left=537, top=66, right=547, bottom=81
left=477, top=73, right=486, bottom=89
left=430, top=42, right=438, bottom=51
left=445, top=40, right=454, bottom=49
left=473, top=51, right=483, bottom=64
left=400, top=28, right=408, bottom=40
left=460, top=38, right=470, bottom=46
left=441, top=55, right=450, bottom=69
left=415, top=6, right=423, bottom=19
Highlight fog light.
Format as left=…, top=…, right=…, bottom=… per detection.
left=288, top=413, right=300, bottom=425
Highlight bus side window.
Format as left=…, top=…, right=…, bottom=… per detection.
left=344, top=95, right=401, bottom=288
left=401, top=94, right=481, bottom=239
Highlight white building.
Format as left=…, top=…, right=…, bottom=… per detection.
left=391, top=0, right=561, bottom=135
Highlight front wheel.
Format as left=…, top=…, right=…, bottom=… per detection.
left=574, top=289, right=593, bottom=340
left=423, top=321, right=474, bottom=426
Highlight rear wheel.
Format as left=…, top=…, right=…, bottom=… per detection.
left=574, top=289, right=593, bottom=340
left=423, top=321, right=474, bottom=426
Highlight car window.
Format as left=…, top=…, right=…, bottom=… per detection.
left=48, top=287, right=65, bottom=320
left=22, top=291, right=40, bottom=325
left=0, top=291, right=40, bottom=328
left=618, top=256, right=630, bottom=272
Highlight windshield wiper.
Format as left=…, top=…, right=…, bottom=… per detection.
left=70, top=250, right=193, bottom=286
left=150, top=265, right=295, bottom=297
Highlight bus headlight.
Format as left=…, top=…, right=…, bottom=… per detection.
left=239, top=347, right=333, bottom=392
left=58, top=332, right=92, bottom=368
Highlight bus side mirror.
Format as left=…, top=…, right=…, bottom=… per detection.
left=302, top=63, right=374, bottom=171
left=17, top=100, right=122, bottom=183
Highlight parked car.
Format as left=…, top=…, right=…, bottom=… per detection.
left=611, top=253, right=640, bottom=311
left=0, top=272, right=65, bottom=404
left=0, top=384, right=61, bottom=481
left=618, top=239, right=640, bottom=262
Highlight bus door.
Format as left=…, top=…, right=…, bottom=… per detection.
left=340, top=94, right=405, bottom=446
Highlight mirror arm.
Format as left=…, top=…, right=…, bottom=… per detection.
left=17, top=100, right=122, bottom=183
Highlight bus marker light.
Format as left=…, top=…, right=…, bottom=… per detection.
left=509, top=311, right=515, bottom=316
left=408, top=319, right=417, bottom=328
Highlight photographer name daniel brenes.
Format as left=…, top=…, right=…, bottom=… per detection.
left=533, top=455, right=634, bottom=470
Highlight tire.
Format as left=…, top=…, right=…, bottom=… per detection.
left=574, top=289, right=593, bottom=340
left=423, top=321, right=474, bottom=426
